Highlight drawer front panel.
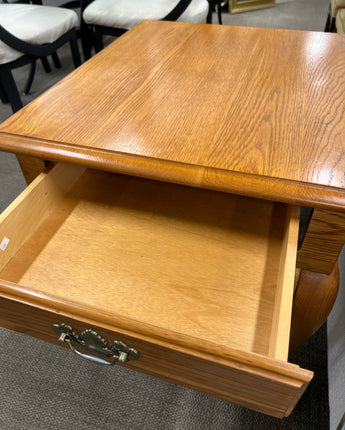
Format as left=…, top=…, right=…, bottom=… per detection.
left=0, top=295, right=312, bottom=418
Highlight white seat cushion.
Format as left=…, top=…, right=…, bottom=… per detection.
left=83, top=0, right=209, bottom=29
left=0, top=4, right=78, bottom=65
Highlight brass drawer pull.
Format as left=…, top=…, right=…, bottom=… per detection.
left=52, top=323, right=140, bottom=365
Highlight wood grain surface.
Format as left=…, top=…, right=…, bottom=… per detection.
left=1, top=21, right=345, bottom=209
left=0, top=163, right=85, bottom=272
left=289, top=262, right=339, bottom=351
left=268, top=205, right=300, bottom=360
left=15, top=155, right=45, bottom=184
left=0, top=294, right=313, bottom=418
left=297, top=208, right=345, bottom=273
left=0, top=167, right=299, bottom=359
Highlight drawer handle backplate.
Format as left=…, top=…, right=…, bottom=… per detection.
left=52, top=323, right=140, bottom=365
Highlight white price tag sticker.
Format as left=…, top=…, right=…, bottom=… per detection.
left=0, top=237, right=10, bottom=251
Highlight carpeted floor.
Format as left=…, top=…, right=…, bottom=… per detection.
left=0, top=0, right=334, bottom=428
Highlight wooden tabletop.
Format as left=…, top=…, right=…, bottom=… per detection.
left=1, top=21, right=345, bottom=210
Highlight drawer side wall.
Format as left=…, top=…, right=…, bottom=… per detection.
left=0, top=163, right=85, bottom=271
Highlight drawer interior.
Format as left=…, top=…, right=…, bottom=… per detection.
left=0, top=164, right=299, bottom=361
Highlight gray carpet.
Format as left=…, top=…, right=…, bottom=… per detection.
left=0, top=0, right=332, bottom=428
left=221, top=0, right=328, bottom=31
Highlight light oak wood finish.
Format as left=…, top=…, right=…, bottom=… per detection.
left=230, top=0, right=275, bottom=14
left=15, top=155, right=46, bottom=184
left=0, top=21, right=344, bottom=417
left=290, top=263, right=340, bottom=352
left=0, top=165, right=310, bottom=417
left=0, top=295, right=312, bottom=418
left=0, top=163, right=85, bottom=272
left=297, top=209, right=345, bottom=274
left=0, top=167, right=298, bottom=359
left=1, top=22, right=345, bottom=211
left=269, top=205, right=300, bottom=359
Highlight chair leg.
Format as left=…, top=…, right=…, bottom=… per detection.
left=69, top=32, right=82, bottom=68
left=93, top=29, right=104, bottom=53
left=81, top=36, right=92, bottom=61
left=0, top=81, right=9, bottom=104
left=0, top=67, right=23, bottom=113
left=80, top=21, right=93, bottom=61
left=23, top=61, right=36, bottom=95
left=324, top=4, right=336, bottom=33
left=41, top=56, right=52, bottom=73
left=217, top=1, right=223, bottom=25
left=52, top=51, right=62, bottom=68
left=206, top=2, right=213, bottom=23
left=324, top=11, right=332, bottom=31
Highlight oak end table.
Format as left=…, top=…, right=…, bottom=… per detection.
left=0, top=21, right=345, bottom=417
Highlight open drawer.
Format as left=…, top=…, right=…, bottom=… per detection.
left=0, top=163, right=313, bottom=417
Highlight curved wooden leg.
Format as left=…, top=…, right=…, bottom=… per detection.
left=289, top=262, right=339, bottom=352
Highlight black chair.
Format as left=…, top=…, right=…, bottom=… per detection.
left=0, top=3, right=81, bottom=113
left=1, top=0, right=60, bottom=74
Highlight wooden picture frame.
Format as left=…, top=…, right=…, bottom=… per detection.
left=230, top=0, right=275, bottom=14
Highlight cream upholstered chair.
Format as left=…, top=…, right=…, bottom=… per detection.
left=82, top=0, right=209, bottom=58
left=2, top=0, right=62, bottom=72
left=325, top=0, right=345, bottom=32
left=336, top=7, right=345, bottom=33
left=0, top=3, right=81, bottom=113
